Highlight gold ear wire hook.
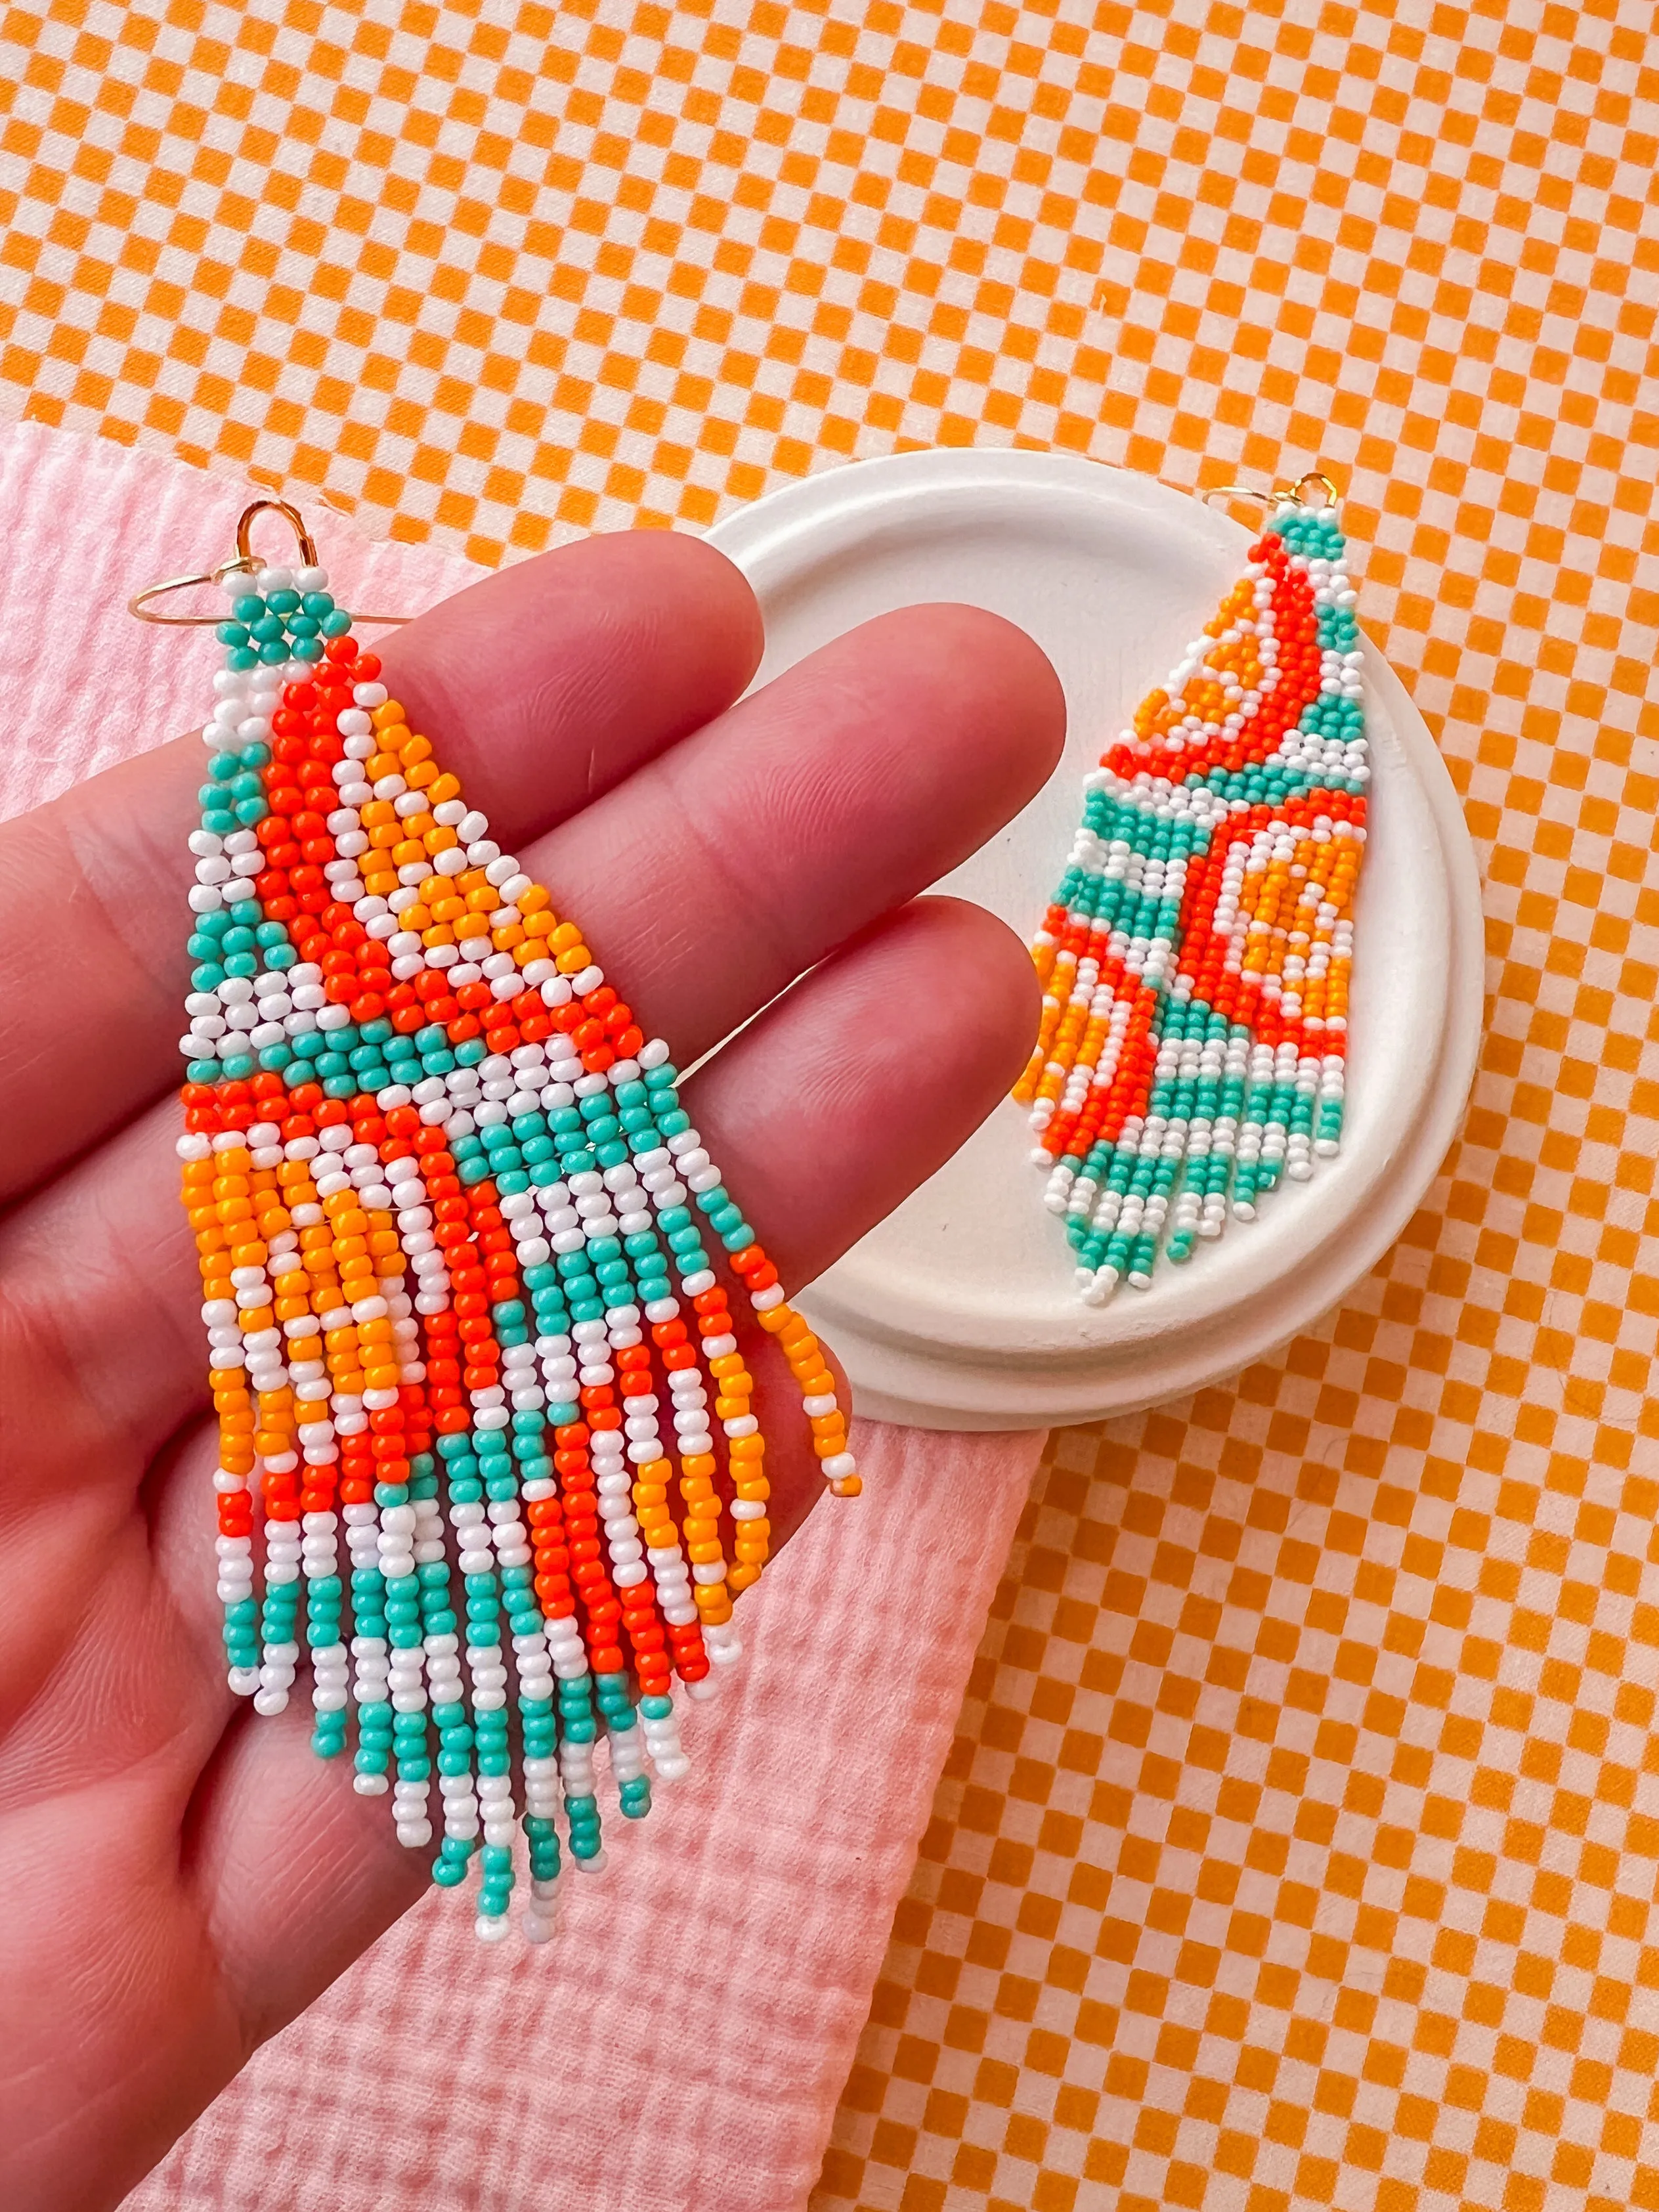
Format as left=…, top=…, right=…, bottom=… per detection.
left=129, top=498, right=409, bottom=626
left=235, top=496, right=319, bottom=568
left=1201, top=471, right=1342, bottom=513
left=1289, top=470, right=1340, bottom=509
left=1201, top=478, right=1281, bottom=512
left=128, top=557, right=255, bottom=626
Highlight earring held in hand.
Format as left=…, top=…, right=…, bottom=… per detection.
left=136, top=501, right=858, bottom=1948
left=1015, top=473, right=1368, bottom=1302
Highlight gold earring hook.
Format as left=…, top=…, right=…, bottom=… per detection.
left=1287, top=469, right=1340, bottom=508
left=129, top=557, right=259, bottom=626
left=128, top=499, right=408, bottom=628
left=1201, top=469, right=1342, bottom=513
left=234, top=496, right=319, bottom=568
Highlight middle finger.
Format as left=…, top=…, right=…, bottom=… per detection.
left=516, top=602, right=1063, bottom=1064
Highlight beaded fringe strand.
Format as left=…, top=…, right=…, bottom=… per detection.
left=177, top=536, right=857, bottom=1944
left=1015, top=492, right=1369, bottom=1302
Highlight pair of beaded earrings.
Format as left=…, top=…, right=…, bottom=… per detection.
left=139, top=471, right=1361, bottom=1945
left=1016, top=477, right=1368, bottom=1301
left=137, top=503, right=857, bottom=1947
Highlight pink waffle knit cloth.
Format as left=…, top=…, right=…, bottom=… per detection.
left=0, top=418, right=1041, bottom=2212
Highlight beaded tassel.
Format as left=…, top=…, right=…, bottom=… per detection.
left=1015, top=491, right=1369, bottom=1302
left=176, top=527, right=857, bottom=1944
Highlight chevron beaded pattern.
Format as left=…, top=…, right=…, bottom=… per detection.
left=177, top=539, right=857, bottom=1945
left=1014, top=497, right=1369, bottom=1303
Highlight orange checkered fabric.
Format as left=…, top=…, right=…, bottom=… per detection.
left=794, top=5, right=1659, bottom=2203
left=1, top=3, right=1656, bottom=2209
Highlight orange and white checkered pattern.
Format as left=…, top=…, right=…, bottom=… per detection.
left=1, top=2, right=1656, bottom=2208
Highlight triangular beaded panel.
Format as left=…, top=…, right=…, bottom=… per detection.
left=177, top=555, right=854, bottom=1943
left=1015, top=500, right=1369, bottom=1303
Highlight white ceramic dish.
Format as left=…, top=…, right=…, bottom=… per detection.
left=706, top=450, right=1484, bottom=1431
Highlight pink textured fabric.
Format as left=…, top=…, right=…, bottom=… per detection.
left=0, top=420, right=1042, bottom=2212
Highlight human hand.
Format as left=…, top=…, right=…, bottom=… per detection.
left=0, top=529, right=1062, bottom=2211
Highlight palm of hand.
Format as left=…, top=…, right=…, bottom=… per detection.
left=0, top=531, right=1060, bottom=2212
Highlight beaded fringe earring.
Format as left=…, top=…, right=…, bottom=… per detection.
left=1014, top=475, right=1369, bottom=1303
left=137, top=502, right=858, bottom=1946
